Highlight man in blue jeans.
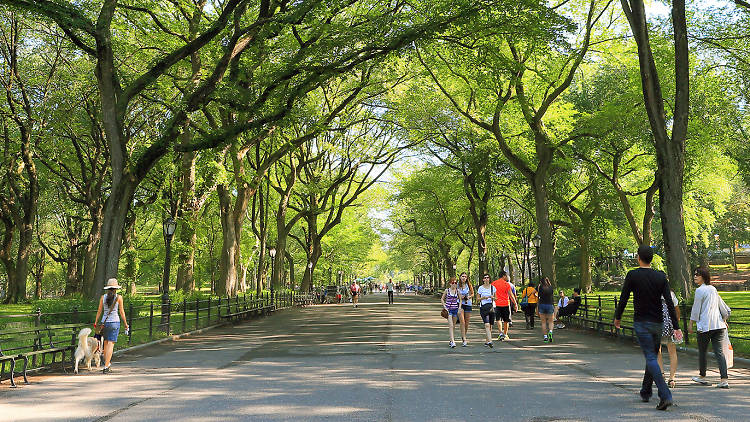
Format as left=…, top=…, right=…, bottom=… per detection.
left=614, top=245, right=682, bottom=411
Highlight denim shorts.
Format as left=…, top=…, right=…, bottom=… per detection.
left=102, top=322, right=120, bottom=342
left=538, top=304, right=555, bottom=315
left=461, top=304, right=472, bottom=313
left=448, top=308, right=459, bottom=317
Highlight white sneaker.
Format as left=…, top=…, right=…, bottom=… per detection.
left=716, top=380, right=729, bottom=389
left=449, top=341, right=456, bottom=348
left=462, top=341, right=467, bottom=347
left=692, top=376, right=710, bottom=385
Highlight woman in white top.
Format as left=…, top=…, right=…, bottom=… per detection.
left=457, top=272, right=474, bottom=347
left=657, top=290, right=681, bottom=388
left=689, top=267, right=731, bottom=388
left=476, top=274, right=496, bottom=348
left=94, top=278, right=129, bottom=373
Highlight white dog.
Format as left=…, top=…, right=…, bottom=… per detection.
left=74, top=327, right=102, bottom=374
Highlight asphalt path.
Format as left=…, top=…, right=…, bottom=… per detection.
left=2, top=293, right=749, bottom=421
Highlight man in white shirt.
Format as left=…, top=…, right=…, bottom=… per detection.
left=386, top=279, right=395, bottom=304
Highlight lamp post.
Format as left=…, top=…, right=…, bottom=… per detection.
left=161, top=217, right=177, bottom=330
left=532, top=234, right=541, bottom=284
left=308, top=262, right=313, bottom=291
left=269, top=248, right=276, bottom=300
left=429, top=272, right=434, bottom=290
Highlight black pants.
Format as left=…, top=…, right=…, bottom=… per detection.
left=523, top=303, right=537, bottom=328
left=697, top=329, right=728, bottom=378
left=388, top=291, right=394, bottom=304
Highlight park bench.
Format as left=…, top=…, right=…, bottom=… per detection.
left=0, top=324, right=78, bottom=387
left=219, top=298, right=274, bottom=322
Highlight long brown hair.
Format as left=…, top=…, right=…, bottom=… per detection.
left=105, top=289, right=117, bottom=307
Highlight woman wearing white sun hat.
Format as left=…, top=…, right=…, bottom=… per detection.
left=94, top=278, right=129, bottom=373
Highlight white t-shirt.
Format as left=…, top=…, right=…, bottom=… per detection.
left=386, top=282, right=394, bottom=292
left=557, top=297, right=569, bottom=308
left=477, top=285, right=495, bottom=306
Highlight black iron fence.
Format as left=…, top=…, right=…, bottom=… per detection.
left=0, top=291, right=315, bottom=382
left=564, top=295, right=750, bottom=356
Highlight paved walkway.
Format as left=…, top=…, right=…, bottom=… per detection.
left=1, top=294, right=749, bottom=421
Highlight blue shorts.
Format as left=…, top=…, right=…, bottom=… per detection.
left=448, top=308, right=459, bottom=317
left=461, top=304, right=472, bottom=313
left=102, top=322, right=120, bottom=342
left=538, top=304, right=555, bottom=315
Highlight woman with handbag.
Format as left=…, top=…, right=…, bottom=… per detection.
left=689, top=267, right=731, bottom=388
left=441, top=277, right=461, bottom=348
left=520, top=281, right=538, bottom=329
left=476, top=274, right=496, bottom=348
left=94, top=278, right=129, bottom=374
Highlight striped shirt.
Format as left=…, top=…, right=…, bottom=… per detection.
left=445, top=289, right=460, bottom=310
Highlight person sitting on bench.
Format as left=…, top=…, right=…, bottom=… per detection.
left=555, top=288, right=581, bottom=328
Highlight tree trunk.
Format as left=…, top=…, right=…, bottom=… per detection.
left=285, top=251, right=295, bottom=289
left=176, top=150, right=198, bottom=292
left=89, top=179, right=137, bottom=297
left=81, top=216, right=102, bottom=295
left=532, top=176, right=557, bottom=287
left=578, top=234, right=593, bottom=293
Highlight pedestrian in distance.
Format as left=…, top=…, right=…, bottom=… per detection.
left=386, top=278, right=395, bottom=305
left=520, top=281, right=538, bottom=329
left=614, top=245, right=681, bottom=411
left=441, top=277, right=462, bottom=348
left=94, top=278, right=129, bottom=374
left=351, top=281, right=361, bottom=308
left=476, top=273, right=496, bottom=348
left=491, top=270, right=517, bottom=341
left=536, top=277, right=555, bottom=342
left=657, top=288, right=681, bottom=388
left=689, top=267, right=731, bottom=389
left=457, top=272, right=474, bottom=346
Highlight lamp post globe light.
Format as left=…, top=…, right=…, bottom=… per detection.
left=269, top=247, right=276, bottom=299
left=161, top=217, right=177, bottom=330
left=532, top=234, right=542, bottom=283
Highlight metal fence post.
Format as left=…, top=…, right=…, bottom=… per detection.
left=72, top=306, right=79, bottom=324
left=681, top=303, right=690, bottom=345
left=182, top=298, right=187, bottom=333
left=196, top=298, right=200, bottom=330
left=128, top=302, right=134, bottom=344
left=166, top=299, right=172, bottom=335
left=226, top=296, right=231, bottom=316
left=208, top=297, right=212, bottom=324
left=597, top=295, right=603, bottom=333
left=149, top=302, right=154, bottom=340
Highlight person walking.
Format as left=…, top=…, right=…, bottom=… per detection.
left=491, top=271, right=517, bottom=341
left=520, top=281, right=538, bottom=329
left=441, top=277, right=462, bottom=348
left=94, top=278, right=129, bottom=374
left=457, top=272, right=474, bottom=346
left=657, top=288, right=681, bottom=388
left=614, top=245, right=681, bottom=411
left=689, top=267, right=731, bottom=389
left=386, top=278, right=395, bottom=304
left=351, top=281, right=360, bottom=308
left=476, top=274, right=496, bottom=348
left=536, top=277, right=555, bottom=342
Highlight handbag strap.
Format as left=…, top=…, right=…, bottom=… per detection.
left=101, top=294, right=117, bottom=324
